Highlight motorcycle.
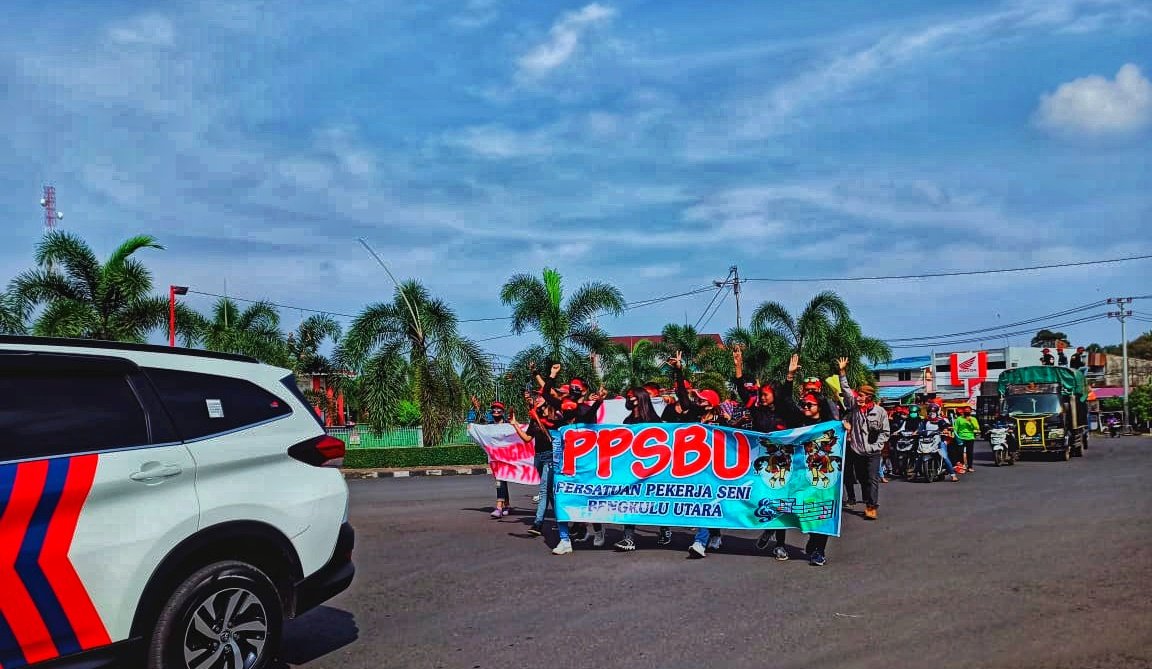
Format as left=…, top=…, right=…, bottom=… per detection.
left=1107, top=420, right=1120, bottom=438
left=988, top=425, right=1016, bottom=467
left=893, top=430, right=917, bottom=478
left=915, top=431, right=944, bottom=483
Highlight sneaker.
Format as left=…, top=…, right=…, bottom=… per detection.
left=688, top=541, right=707, bottom=558
left=773, top=545, right=790, bottom=561
left=527, top=523, right=543, bottom=537
left=755, top=531, right=772, bottom=552
left=592, top=527, right=607, bottom=547
left=707, top=534, right=722, bottom=551
left=808, top=550, right=827, bottom=567
left=501, top=507, right=512, bottom=517
left=490, top=507, right=503, bottom=519
left=552, top=539, right=573, bottom=555
left=532, top=495, right=541, bottom=504
left=864, top=506, right=878, bottom=521
left=656, top=528, right=673, bottom=546
left=843, top=499, right=857, bottom=509
left=614, top=537, right=636, bottom=552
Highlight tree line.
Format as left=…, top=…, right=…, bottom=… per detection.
left=0, top=231, right=893, bottom=444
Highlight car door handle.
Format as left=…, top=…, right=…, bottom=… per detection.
left=130, top=462, right=184, bottom=483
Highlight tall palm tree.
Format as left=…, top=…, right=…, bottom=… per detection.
left=11, top=230, right=194, bottom=342
left=0, top=290, right=28, bottom=335
left=338, top=280, right=491, bottom=445
left=601, top=339, right=661, bottom=394
left=725, top=325, right=793, bottom=383
left=189, top=298, right=287, bottom=364
left=500, top=267, right=624, bottom=382
left=749, top=290, right=890, bottom=386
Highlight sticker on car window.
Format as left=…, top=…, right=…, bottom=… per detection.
left=206, top=399, right=224, bottom=418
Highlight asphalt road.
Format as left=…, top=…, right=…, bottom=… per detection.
left=281, top=436, right=1152, bottom=669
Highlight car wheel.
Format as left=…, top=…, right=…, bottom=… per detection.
left=148, top=560, right=283, bottom=669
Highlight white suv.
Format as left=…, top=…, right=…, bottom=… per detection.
left=0, top=336, right=355, bottom=669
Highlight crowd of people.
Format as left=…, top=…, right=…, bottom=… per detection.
left=472, top=347, right=907, bottom=567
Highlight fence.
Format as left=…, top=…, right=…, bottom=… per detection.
left=326, top=424, right=472, bottom=449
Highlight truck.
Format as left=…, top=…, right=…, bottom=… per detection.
left=996, top=365, right=1089, bottom=460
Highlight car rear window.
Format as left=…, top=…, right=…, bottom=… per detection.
left=279, top=374, right=326, bottom=428
left=145, top=368, right=292, bottom=441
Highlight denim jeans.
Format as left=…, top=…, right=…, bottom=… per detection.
left=534, top=452, right=553, bottom=526
left=939, top=449, right=957, bottom=476
left=694, top=528, right=721, bottom=545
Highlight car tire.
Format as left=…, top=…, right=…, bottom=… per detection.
left=147, top=560, right=283, bottom=669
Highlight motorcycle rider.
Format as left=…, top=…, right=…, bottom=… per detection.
left=918, top=411, right=960, bottom=482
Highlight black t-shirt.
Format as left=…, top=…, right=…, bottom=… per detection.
left=747, top=404, right=789, bottom=433
left=527, top=422, right=554, bottom=455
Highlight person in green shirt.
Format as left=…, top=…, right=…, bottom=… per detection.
left=953, top=407, right=982, bottom=474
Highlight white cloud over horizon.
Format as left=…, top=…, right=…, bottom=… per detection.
left=1034, top=63, right=1152, bottom=136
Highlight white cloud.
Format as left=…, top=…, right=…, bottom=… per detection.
left=445, top=125, right=555, bottom=159
left=1033, top=63, right=1152, bottom=136
left=107, top=14, right=176, bottom=47
left=516, top=3, right=616, bottom=79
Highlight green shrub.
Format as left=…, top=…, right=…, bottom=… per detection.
left=344, top=444, right=488, bottom=469
left=395, top=400, right=422, bottom=427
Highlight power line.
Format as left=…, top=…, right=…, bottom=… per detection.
left=883, top=300, right=1105, bottom=343
left=699, top=288, right=731, bottom=332
left=744, top=253, right=1152, bottom=283
left=186, top=290, right=359, bottom=319
left=887, top=313, right=1109, bottom=349
left=694, top=285, right=726, bottom=330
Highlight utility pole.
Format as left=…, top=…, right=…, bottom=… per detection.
left=1107, top=297, right=1133, bottom=434
left=712, top=266, right=743, bottom=329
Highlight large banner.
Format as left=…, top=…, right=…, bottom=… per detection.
left=467, top=424, right=540, bottom=485
left=554, top=421, right=845, bottom=536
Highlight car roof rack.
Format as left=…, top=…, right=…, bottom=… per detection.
left=0, top=335, right=260, bottom=364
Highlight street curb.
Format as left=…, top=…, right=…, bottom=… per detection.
left=342, top=466, right=491, bottom=479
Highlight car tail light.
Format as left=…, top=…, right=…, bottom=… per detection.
left=289, top=435, right=346, bottom=467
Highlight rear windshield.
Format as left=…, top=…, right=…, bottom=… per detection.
left=280, top=374, right=326, bottom=428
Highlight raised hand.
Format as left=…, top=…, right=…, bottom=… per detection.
left=669, top=351, right=683, bottom=369
left=788, top=353, right=801, bottom=375
left=732, top=345, right=743, bottom=364
left=837, top=357, right=849, bottom=373
left=550, top=362, right=562, bottom=378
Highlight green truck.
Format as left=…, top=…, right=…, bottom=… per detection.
left=996, top=365, right=1089, bottom=460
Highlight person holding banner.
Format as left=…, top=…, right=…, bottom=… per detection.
left=613, top=387, right=672, bottom=552
left=471, top=396, right=514, bottom=518
left=838, top=357, right=890, bottom=521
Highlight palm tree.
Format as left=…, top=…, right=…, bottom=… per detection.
left=1031, top=329, right=1069, bottom=348
left=189, top=298, right=287, bottom=364
left=0, top=290, right=28, bottom=334
left=338, top=280, right=491, bottom=445
left=11, top=230, right=194, bottom=342
left=725, top=325, right=792, bottom=384
left=749, top=290, right=890, bottom=386
left=601, top=339, right=661, bottom=394
left=500, top=267, right=624, bottom=382
left=286, top=314, right=344, bottom=413
left=657, top=323, right=718, bottom=370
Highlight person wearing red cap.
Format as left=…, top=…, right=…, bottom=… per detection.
left=471, top=396, right=513, bottom=518
left=1070, top=346, right=1086, bottom=370
left=1040, top=348, right=1055, bottom=366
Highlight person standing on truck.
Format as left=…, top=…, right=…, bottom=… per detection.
left=953, top=407, right=982, bottom=474
left=1070, top=346, right=1087, bottom=370
left=1040, top=348, right=1055, bottom=366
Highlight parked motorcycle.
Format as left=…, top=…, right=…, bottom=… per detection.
left=988, top=425, right=1016, bottom=467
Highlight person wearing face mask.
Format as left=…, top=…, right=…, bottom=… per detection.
left=953, top=406, right=982, bottom=474
left=471, top=397, right=513, bottom=518
left=615, top=386, right=667, bottom=552
left=837, top=358, right=890, bottom=521
left=735, top=347, right=793, bottom=558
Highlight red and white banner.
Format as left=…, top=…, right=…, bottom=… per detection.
left=950, top=351, right=988, bottom=387
left=467, top=424, right=540, bottom=485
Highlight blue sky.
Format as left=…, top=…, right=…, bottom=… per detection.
left=2, top=0, right=1150, bottom=360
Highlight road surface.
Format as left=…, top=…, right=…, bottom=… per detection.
left=280, top=435, right=1152, bottom=669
